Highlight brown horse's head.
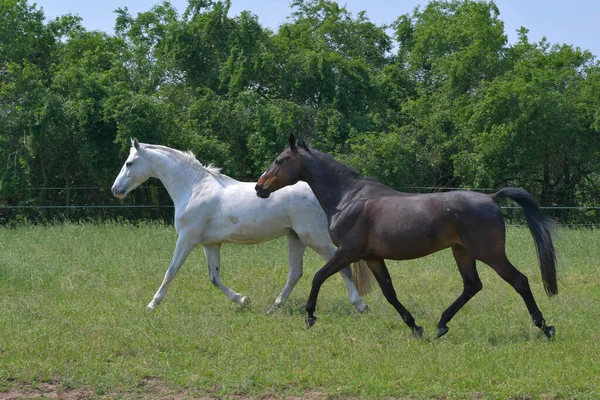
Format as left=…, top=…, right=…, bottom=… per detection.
left=255, top=134, right=303, bottom=198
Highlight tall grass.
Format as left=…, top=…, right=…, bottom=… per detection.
left=0, top=223, right=599, bottom=398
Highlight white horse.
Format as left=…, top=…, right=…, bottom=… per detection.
left=111, top=139, right=370, bottom=313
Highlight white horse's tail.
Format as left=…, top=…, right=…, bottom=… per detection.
left=352, top=260, right=375, bottom=296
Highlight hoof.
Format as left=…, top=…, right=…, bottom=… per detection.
left=305, top=315, right=317, bottom=329
left=146, top=302, right=157, bottom=311
left=543, top=325, right=556, bottom=339
left=240, top=296, right=251, bottom=307
left=412, top=326, right=424, bottom=338
left=266, top=304, right=280, bottom=315
left=356, top=304, right=369, bottom=313
left=437, top=326, right=449, bottom=338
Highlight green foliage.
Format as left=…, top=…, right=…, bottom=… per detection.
left=392, top=0, right=509, bottom=188
left=346, top=129, right=420, bottom=188
left=0, top=0, right=59, bottom=70
left=457, top=38, right=600, bottom=207
left=1, top=0, right=600, bottom=223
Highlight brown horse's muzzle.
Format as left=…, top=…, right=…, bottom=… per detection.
left=255, top=182, right=271, bottom=198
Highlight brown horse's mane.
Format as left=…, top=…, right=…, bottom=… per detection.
left=296, top=139, right=365, bottom=182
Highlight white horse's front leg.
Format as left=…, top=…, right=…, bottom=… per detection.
left=147, top=235, right=196, bottom=310
left=267, top=233, right=306, bottom=313
left=203, top=245, right=249, bottom=306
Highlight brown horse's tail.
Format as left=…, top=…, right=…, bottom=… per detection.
left=352, top=260, right=375, bottom=296
left=492, top=187, right=558, bottom=296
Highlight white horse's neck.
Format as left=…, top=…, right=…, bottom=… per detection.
left=143, top=146, right=233, bottom=209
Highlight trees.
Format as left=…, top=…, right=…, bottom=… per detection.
left=2, top=0, right=599, bottom=223
left=390, top=0, right=507, bottom=187
left=266, top=0, right=391, bottom=154
left=1, top=0, right=75, bottom=213
left=457, top=35, right=600, bottom=211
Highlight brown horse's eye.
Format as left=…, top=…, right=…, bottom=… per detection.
left=275, top=159, right=282, bottom=165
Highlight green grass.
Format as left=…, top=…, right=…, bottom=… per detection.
left=0, top=222, right=599, bottom=398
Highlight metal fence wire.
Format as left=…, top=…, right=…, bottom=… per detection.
left=2, top=186, right=600, bottom=226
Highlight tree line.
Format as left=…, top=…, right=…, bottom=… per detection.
left=1, top=0, right=599, bottom=223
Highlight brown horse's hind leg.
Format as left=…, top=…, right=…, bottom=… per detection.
left=437, top=245, right=482, bottom=338
left=488, top=255, right=555, bottom=338
left=367, top=260, right=423, bottom=337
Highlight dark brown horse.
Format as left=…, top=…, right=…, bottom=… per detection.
left=255, top=135, right=557, bottom=339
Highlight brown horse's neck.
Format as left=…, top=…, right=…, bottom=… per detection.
left=299, top=149, right=361, bottom=216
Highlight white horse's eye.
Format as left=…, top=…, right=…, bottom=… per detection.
left=126, top=162, right=133, bottom=167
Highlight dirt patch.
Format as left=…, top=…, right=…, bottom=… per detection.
left=0, top=382, right=94, bottom=400
left=0, top=379, right=330, bottom=400
left=0, top=377, right=200, bottom=400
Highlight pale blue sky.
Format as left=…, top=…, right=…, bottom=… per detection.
left=33, top=0, right=600, bottom=58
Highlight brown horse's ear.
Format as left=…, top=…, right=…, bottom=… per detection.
left=288, top=134, right=296, bottom=150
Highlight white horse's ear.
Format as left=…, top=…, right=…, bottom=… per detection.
left=131, top=138, right=140, bottom=151
left=288, top=134, right=296, bottom=150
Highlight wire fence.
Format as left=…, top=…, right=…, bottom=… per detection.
left=2, top=186, right=600, bottom=227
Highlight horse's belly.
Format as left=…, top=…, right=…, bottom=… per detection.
left=202, top=217, right=292, bottom=245
left=227, top=229, right=287, bottom=244
left=375, top=238, right=452, bottom=260
left=367, top=225, right=457, bottom=260
left=363, top=201, right=458, bottom=260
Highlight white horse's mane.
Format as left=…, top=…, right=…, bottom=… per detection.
left=141, top=143, right=238, bottom=186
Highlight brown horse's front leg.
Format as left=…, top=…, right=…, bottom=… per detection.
left=305, top=251, right=354, bottom=328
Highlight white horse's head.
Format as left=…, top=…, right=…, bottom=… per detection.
left=111, top=138, right=153, bottom=199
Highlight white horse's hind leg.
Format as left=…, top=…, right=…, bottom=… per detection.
left=203, top=245, right=249, bottom=306
left=147, top=234, right=196, bottom=310
left=267, top=233, right=306, bottom=313
left=314, top=243, right=368, bottom=313
left=338, top=264, right=369, bottom=313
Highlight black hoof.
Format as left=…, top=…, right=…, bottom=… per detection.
left=305, top=315, right=317, bottom=329
left=412, top=326, right=424, bottom=338
left=437, top=326, right=449, bottom=338
left=543, top=325, right=556, bottom=339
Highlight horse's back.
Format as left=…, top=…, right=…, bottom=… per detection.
left=351, top=189, right=505, bottom=260
left=189, top=180, right=328, bottom=245
left=359, top=194, right=456, bottom=259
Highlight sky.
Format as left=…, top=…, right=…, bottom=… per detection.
left=33, top=0, right=600, bottom=58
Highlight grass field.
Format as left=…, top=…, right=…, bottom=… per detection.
left=0, top=222, right=599, bottom=399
